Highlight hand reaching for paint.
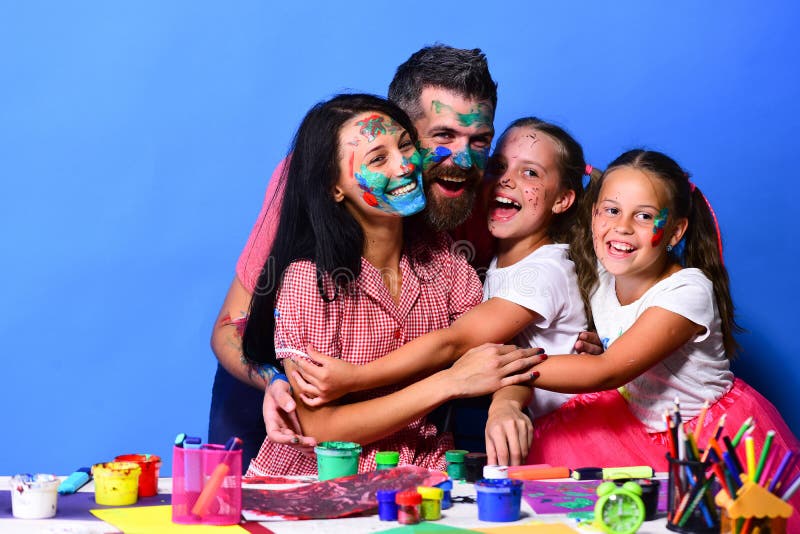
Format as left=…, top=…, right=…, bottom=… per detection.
left=290, top=346, right=359, bottom=406
left=442, top=343, right=543, bottom=398
left=264, top=380, right=317, bottom=456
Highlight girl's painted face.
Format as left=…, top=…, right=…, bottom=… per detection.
left=335, top=112, right=425, bottom=217
left=592, top=167, right=683, bottom=280
left=484, top=127, right=572, bottom=241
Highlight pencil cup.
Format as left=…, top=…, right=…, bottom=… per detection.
left=172, top=444, right=242, bottom=525
left=666, top=455, right=719, bottom=533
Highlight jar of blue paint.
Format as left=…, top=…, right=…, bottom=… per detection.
left=435, top=479, right=453, bottom=509
left=376, top=489, right=399, bottom=521
left=475, top=478, right=523, bottom=522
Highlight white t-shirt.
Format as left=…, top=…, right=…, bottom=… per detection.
left=483, top=244, right=588, bottom=418
left=591, top=266, right=734, bottom=432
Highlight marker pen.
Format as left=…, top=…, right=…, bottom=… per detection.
left=183, top=436, right=203, bottom=494
left=572, top=466, right=654, bottom=480
left=58, top=467, right=92, bottom=494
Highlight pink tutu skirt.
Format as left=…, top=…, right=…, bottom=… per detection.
left=527, top=379, right=800, bottom=525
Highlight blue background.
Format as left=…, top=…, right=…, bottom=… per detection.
left=2, top=1, right=798, bottom=475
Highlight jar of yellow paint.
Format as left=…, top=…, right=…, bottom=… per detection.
left=92, top=462, right=141, bottom=505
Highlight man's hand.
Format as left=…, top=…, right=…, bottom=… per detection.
left=573, top=331, right=604, bottom=355
left=485, top=398, right=533, bottom=466
left=290, top=346, right=359, bottom=406
left=263, top=380, right=316, bottom=456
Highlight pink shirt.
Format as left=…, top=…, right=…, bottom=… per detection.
left=245, top=235, right=483, bottom=476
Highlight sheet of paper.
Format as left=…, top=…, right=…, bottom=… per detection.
left=91, top=505, right=249, bottom=533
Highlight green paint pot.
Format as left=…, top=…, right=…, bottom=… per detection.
left=375, top=451, right=400, bottom=470
left=314, top=441, right=362, bottom=481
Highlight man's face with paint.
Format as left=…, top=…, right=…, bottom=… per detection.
left=333, top=111, right=425, bottom=218
left=412, top=87, right=494, bottom=231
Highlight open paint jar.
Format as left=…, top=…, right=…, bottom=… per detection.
left=92, top=462, right=141, bottom=505
left=475, top=478, right=523, bottom=522
left=115, top=454, right=161, bottom=497
left=314, top=441, right=361, bottom=481
left=9, top=474, right=59, bottom=519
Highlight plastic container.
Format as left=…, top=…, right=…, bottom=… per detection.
left=475, top=478, right=523, bottom=522
left=465, top=452, right=488, bottom=483
left=445, top=449, right=468, bottom=480
left=115, top=454, right=161, bottom=497
left=375, top=451, right=400, bottom=471
left=376, top=489, right=399, bottom=521
left=417, top=486, right=444, bottom=520
left=396, top=490, right=422, bottom=525
left=9, top=474, right=59, bottom=519
left=172, top=444, right=242, bottom=525
left=92, top=462, right=141, bottom=506
left=435, top=479, right=453, bottom=509
left=315, top=441, right=361, bottom=481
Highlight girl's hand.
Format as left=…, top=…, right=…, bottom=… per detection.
left=290, top=346, right=359, bottom=406
left=573, top=331, right=604, bottom=355
left=263, top=380, right=317, bottom=456
left=443, top=343, right=544, bottom=398
left=485, top=399, right=533, bottom=466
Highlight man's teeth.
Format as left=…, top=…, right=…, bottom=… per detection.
left=495, top=196, right=521, bottom=209
left=611, top=242, right=634, bottom=252
left=387, top=182, right=417, bottom=197
left=439, top=176, right=466, bottom=183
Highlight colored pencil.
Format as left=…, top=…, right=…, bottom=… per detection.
left=758, top=445, right=778, bottom=486
left=782, top=472, right=800, bottom=501
left=694, top=400, right=709, bottom=441
left=745, top=436, right=756, bottom=479
left=677, top=474, right=716, bottom=528
left=768, top=450, right=793, bottom=493
left=754, top=430, right=775, bottom=483
left=731, top=416, right=753, bottom=447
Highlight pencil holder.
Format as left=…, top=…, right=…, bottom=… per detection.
left=666, top=454, right=719, bottom=534
left=172, top=444, right=242, bottom=525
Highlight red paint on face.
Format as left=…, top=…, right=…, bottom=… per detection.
left=349, top=152, right=354, bottom=179
left=363, top=191, right=379, bottom=207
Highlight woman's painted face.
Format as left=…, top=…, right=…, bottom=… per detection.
left=336, top=112, right=425, bottom=216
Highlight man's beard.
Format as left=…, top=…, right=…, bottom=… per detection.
left=422, top=164, right=482, bottom=232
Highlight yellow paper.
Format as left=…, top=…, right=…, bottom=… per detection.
left=91, top=505, right=249, bottom=534
left=471, top=521, right=578, bottom=533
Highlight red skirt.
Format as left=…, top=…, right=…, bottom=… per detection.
left=527, top=379, right=800, bottom=526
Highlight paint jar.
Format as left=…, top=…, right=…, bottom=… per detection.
left=92, top=462, right=141, bottom=506
left=376, top=489, right=399, bottom=521
left=465, top=452, right=488, bottom=482
left=375, top=451, right=400, bottom=471
left=417, top=486, right=444, bottom=520
left=315, top=441, right=362, bottom=481
left=9, top=474, right=59, bottom=519
left=435, top=479, right=453, bottom=510
left=395, top=490, right=422, bottom=525
left=115, top=454, right=161, bottom=497
left=475, top=478, right=523, bottom=522
left=445, top=449, right=468, bottom=480
left=483, top=465, right=509, bottom=479
left=172, top=444, right=242, bottom=525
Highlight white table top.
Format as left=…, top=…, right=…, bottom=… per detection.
left=1, top=476, right=674, bottom=533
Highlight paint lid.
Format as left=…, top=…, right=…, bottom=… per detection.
left=91, top=462, right=142, bottom=478
left=10, top=474, right=59, bottom=491
left=376, top=489, right=399, bottom=502
left=395, top=490, right=422, bottom=506
left=475, top=478, right=523, bottom=494
left=445, top=449, right=468, bottom=463
left=417, top=486, right=444, bottom=500
left=465, top=452, right=488, bottom=466
left=483, top=465, right=509, bottom=479
left=115, top=454, right=162, bottom=466
left=375, top=451, right=400, bottom=465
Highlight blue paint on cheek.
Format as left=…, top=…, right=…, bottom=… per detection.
left=452, top=150, right=473, bottom=169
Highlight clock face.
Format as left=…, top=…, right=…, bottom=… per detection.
left=597, top=492, right=645, bottom=534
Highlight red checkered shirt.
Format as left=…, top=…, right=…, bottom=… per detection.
left=246, top=235, right=482, bottom=477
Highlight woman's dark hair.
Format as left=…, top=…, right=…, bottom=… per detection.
left=242, top=94, right=419, bottom=366
left=571, top=149, right=741, bottom=357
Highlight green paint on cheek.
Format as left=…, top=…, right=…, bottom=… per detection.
left=469, top=147, right=489, bottom=170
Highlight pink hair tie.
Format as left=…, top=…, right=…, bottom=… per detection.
left=689, top=181, right=697, bottom=192
left=584, top=164, right=593, bottom=176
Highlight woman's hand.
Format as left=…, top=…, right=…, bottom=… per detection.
left=263, top=379, right=317, bottom=456
left=442, top=343, right=544, bottom=398
left=485, top=397, right=533, bottom=466
left=290, top=346, right=360, bottom=406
